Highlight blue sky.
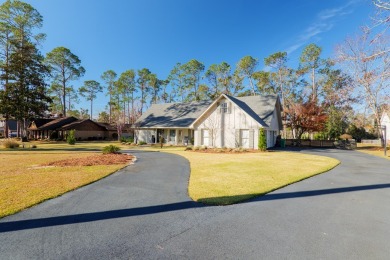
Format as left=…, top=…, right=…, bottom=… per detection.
left=21, top=0, right=375, bottom=117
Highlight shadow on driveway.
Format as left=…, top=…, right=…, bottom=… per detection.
left=2, top=183, right=390, bottom=233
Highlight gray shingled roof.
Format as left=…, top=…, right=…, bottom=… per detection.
left=135, top=94, right=281, bottom=129
left=227, top=94, right=280, bottom=127
left=135, top=100, right=212, bottom=128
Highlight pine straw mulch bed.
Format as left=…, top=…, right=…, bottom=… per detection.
left=42, top=153, right=134, bottom=167
left=186, top=148, right=271, bottom=154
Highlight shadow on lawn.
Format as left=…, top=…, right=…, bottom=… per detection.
left=199, top=183, right=390, bottom=205
left=1, top=183, right=390, bottom=233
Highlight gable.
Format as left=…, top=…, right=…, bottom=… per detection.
left=193, top=96, right=264, bottom=130
left=191, top=94, right=281, bottom=129
left=35, top=117, right=78, bottom=130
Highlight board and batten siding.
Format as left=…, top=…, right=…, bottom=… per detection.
left=194, top=98, right=262, bottom=148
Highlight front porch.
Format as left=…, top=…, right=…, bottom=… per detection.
left=137, top=128, right=194, bottom=146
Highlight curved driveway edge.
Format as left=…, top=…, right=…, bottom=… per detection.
left=1, top=149, right=390, bottom=259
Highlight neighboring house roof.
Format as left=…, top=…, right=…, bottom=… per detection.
left=60, top=119, right=107, bottom=131
left=96, top=122, right=117, bottom=131
left=135, top=100, right=213, bottom=128
left=28, top=116, right=78, bottom=131
left=96, top=122, right=133, bottom=131
left=30, top=118, right=54, bottom=129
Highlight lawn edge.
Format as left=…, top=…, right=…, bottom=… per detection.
left=0, top=163, right=132, bottom=219
left=193, top=156, right=341, bottom=206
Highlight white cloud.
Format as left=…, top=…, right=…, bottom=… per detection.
left=284, top=1, right=357, bottom=55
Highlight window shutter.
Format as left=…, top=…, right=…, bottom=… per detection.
left=210, top=129, right=213, bottom=146
left=249, top=129, right=254, bottom=149
left=220, top=128, right=224, bottom=147
left=235, top=129, right=240, bottom=148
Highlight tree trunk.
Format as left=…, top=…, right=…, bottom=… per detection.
left=131, top=91, right=134, bottom=124
left=312, top=68, right=316, bottom=102
left=109, top=93, right=112, bottom=124
left=90, top=99, right=93, bottom=120
left=62, top=63, right=66, bottom=116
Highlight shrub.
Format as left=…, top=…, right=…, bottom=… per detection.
left=31, top=144, right=37, bottom=149
left=67, top=130, right=76, bottom=145
left=102, top=145, right=121, bottom=154
left=194, top=146, right=200, bottom=151
left=184, top=146, right=193, bottom=151
left=139, top=141, right=147, bottom=145
left=2, top=139, right=19, bottom=149
left=120, top=136, right=134, bottom=143
left=258, top=128, right=267, bottom=151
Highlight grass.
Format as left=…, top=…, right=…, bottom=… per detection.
left=356, top=143, right=390, bottom=160
left=0, top=140, right=340, bottom=216
left=0, top=141, right=130, bottom=218
left=142, top=147, right=340, bottom=205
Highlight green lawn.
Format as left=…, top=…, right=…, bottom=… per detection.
left=0, top=140, right=130, bottom=218
left=356, top=143, right=390, bottom=160
left=142, top=147, right=340, bottom=205
left=0, top=140, right=340, bottom=216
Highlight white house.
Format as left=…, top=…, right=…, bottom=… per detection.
left=134, top=94, right=282, bottom=149
left=381, top=111, right=390, bottom=144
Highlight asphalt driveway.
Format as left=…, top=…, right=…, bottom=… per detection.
left=0, top=149, right=389, bottom=259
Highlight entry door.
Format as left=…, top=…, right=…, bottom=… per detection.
left=157, top=129, right=164, bottom=143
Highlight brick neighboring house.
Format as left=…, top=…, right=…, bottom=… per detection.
left=28, top=117, right=78, bottom=140
left=28, top=116, right=133, bottom=141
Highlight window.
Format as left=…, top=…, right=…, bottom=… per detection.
left=170, top=129, right=176, bottom=142
left=241, top=130, right=249, bottom=148
left=220, top=102, right=230, bottom=114
left=202, top=129, right=209, bottom=146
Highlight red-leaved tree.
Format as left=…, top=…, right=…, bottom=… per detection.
left=284, top=101, right=328, bottom=144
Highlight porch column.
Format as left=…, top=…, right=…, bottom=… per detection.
left=155, top=129, right=157, bottom=144
left=175, top=129, right=178, bottom=145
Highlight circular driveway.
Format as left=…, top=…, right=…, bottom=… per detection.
left=0, top=149, right=390, bottom=259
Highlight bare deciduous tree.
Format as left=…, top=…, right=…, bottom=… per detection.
left=336, top=29, right=390, bottom=146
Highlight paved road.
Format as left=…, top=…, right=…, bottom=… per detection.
left=1, top=149, right=390, bottom=259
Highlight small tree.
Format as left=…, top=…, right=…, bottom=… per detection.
left=258, top=128, right=267, bottom=151
left=67, top=129, right=76, bottom=145
left=284, top=101, right=328, bottom=144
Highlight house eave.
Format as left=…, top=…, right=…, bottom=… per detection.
left=136, top=126, right=192, bottom=129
